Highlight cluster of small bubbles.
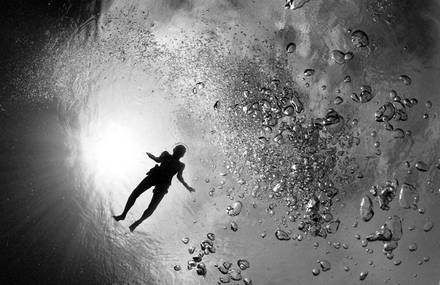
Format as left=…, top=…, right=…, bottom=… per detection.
left=197, top=18, right=433, bottom=282
left=183, top=233, right=220, bottom=277
left=371, top=179, right=399, bottom=211
left=352, top=85, right=374, bottom=103
left=215, top=69, right=358, bottom=242
left=374, top=89, right=419, bottom=137
left=360, top=181, right=408, bottom=254
left=216, top=259, right=252, bottom=284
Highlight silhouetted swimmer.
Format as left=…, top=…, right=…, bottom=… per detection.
left=113, top=144, right=195, bottom=232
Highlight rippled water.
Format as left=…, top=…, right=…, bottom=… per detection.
left=2, top=0, right=440, bottom=284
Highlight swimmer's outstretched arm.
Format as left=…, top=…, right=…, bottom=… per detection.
left=177, top=165, right=195, bottom=192
left=146, top=151, right=165, bottom=162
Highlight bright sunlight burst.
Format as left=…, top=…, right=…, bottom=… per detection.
left=80, top=122, right=143, bottom=179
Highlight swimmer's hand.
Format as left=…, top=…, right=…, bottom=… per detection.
left=146, top=152, right=160, bottom=162
left=146, top=152, right=154, bottom=158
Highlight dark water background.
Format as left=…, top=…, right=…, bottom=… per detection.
left=1, top=0, right=440, bottom=284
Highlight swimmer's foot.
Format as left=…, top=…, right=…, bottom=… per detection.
left=113, top=214, right=125, bottom=221
left=129, top=221, right=140, bottom=232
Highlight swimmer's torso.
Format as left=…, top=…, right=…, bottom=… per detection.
left=150, top=151, right=183, bottom=185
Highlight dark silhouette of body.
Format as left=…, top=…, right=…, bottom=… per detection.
left=113, top=145, right=195, bottom=232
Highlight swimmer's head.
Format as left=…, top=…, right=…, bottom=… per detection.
left=173, top=144, right=186, bottom=158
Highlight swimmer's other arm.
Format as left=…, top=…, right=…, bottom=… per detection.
left=177, top=164, right=195, bottom=193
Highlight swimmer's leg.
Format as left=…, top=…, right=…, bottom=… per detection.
left=129, top=189, right=166, bottom=231
left=113, top=176, right=155, bottom=221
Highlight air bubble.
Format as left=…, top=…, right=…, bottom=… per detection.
left=304, top=69, right=315, bottom=76
left=398, top=183, right=419, bottom=209
left=229, top=268, right=242, bottom=281
left=423, top=221, right=433, bottom=232
left=230, top=221, right=238, bottom=232
left=408, top=243, right=418, bottom=252
left=351, top=30, right=369, bottom=48
left=399, top=75, right=411, bottom=86
left=182, top=237, right=190, bottom=244
left=359, top=271, right=368, bottom=281
left=227, top=201, right=243, bottom=216
left=275, top=229, right=291, bottom=240
left=285, top=0, right=311, bottom=10
left=415, top=161, right=429, bottom=172
left=330, top=50, right=346, bottom=64
left=334, top=96, right=343, bottom=105
left=237, top=259, right=250, bottom=270
left=243, top=278, right=253, bottom=285
left=312, top=267, right=320, bottom=276
left=286, top=42, right=296, bottom=53
left=318, top=259, right=331, bottom=272
left=360, top=196, right=374, bottom=222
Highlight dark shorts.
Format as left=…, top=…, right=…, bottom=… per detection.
left=137, top=175, right=170, bottom=195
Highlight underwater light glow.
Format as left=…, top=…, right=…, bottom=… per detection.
left=80, top=121, right=144, bottom=179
